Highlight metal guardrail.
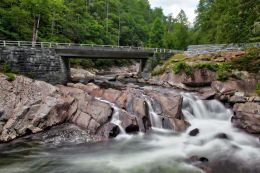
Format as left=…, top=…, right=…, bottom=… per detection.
left=0, top=40, right=181, bottom=54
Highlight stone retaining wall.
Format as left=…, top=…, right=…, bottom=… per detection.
left=185, top=42, right=260, bottom=57
left=0, top=47, right=69, bottom=84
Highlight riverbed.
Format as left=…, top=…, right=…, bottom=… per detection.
left=0, top=82, right=259, bottom=173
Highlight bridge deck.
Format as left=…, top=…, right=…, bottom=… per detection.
left=0, top=40, right=183, bottom=59
left=55, top=47, right=155, bottom=59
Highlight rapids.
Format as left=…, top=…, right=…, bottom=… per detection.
left=0, top=88, right=259, bottom=173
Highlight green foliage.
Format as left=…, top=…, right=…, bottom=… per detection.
left=164, top=54, right=187, bottom=67
left=216, top=63, right=232, bottom=81
left=194, top=0, right=259, bottom=44
left=231, top=48, right=260, bottom=73
left=149, top=18, right=165, bottom=48
left=172, top=61, right=193, bottom=76
left=25, top=71, right=35, bottom=79
left=193, top=63, right=218, bottom=71
left=1, top=63, right=12, bottom=73
left=256, top=82, right=260, bottom=96
left=0, top=0, right=196, bottom=53
left=151, top=66, right=166, bottom=76
left=5, top=73, right=15, bottom=81
left=70, top=59, right=95, bottom=69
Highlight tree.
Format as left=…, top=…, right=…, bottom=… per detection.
left=149, top=18, right=165, bottom=48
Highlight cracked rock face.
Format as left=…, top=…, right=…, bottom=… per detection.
left=232, top=102, right=260, bottom=134
left=0, top=74, right=136, bottom=142
left=0, top=73, right=187, bottom=143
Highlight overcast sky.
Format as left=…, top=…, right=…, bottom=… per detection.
left=148, top=0, right=200, bottom=23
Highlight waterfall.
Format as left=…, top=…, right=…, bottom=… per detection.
left=95, top=97, right=126, bottom=135
left=181, top=92, right=233, bottom=121
left=143, top=95, right=163, bottom=129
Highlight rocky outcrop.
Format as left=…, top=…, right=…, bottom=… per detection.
left=25, top=123, right=103, bottom=145
left=0, top=74, right=68, bottom=142
left=70, top=68, right=95, bottom=83
left=0, top=74, right=138, bottom=142
left=0, top=72, right=188, bottom=142
left=232, top=102, right=260, bottom=134
left=183, top=69, right=216, bottom=87
left=81, top=83, right=188, bottom=132
left=148, top=69, right=216, bottom=89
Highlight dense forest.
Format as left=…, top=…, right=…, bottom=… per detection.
left=0, top=0, right=259, bottom=51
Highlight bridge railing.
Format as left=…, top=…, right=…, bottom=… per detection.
left=0, top=40, right=182, bottom=54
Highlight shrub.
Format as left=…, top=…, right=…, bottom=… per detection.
left=231, top=48, right=260, bottom=73
left=193, top=63, right=218, bottom=71
left=26, top=72, right=35, bottom=79
left=1, top=63, right=12, bottom=73
left=70, top=59, right=95, bottom=69
left=216, top=63, right=231, bottom=81
left=5, top=73, right=15, bottom=81
left=151, top=66, right=166, bottom=76
left=172, top=61, right=193, bottom=76
left=164, top=54, right=186, bottom=67
left=257, top=82, right=260, bottom=96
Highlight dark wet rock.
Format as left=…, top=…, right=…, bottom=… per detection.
left=232, top=102, right=260, bottom=134
left=26, top=123, right=102, bottom=145
left=186, top=156, right=212, bottom=173
left=189, top=128, right=200, bottom=136
left=199, top=157, right=209, bottom=163
left=215, top=133, right=230, bottom=140
left=96, top=122, right=118, bottom=138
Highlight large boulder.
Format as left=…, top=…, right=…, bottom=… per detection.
left=0, top=74, right=139, bottom=142
left=0, top=74, right=72, bottom=142
left=183, top=69, right=216, bottom=87
left=70, top=68, right=95, bottom=83
left=232, top=102, right=260, bottom=134
left=144, top=90, right=188, bottom=131
left=148, top=69, right=216, bottom=88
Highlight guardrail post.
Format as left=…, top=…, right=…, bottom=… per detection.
left=41, top=42, right=43, bottom=48
left=3, top=40, right=6, bottom=47
left=18, top=41, right=21, bottom=47
left=49, top=43, right=52, bottom=48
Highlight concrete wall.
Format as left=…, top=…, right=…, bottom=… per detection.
left=185, top=42, right=260, bottom=57
left=0, top=47, right=69, bottom=84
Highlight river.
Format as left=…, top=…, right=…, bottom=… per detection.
left=0, top=83, right=259, bottom=173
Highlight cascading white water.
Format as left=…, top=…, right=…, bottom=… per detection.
left=144, top=97, right=163, bottom=129
left=95, top=97, right=126, bottom=135
left=1, top=91, right=259, bottom=173
left=181, top=92, right=233, bottom=121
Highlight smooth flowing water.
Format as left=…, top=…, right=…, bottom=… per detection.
left=0, top=90, right=259, bottom=173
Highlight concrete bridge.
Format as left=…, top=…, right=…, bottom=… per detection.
left=0, top=41, right=180, bottom=84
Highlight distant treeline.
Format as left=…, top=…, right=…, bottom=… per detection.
left=0, top=0, right=259, bottom=51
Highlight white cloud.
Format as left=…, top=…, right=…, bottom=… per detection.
left=148, top=0, right=200, bottom=23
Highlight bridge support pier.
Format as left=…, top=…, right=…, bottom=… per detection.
left=138, top=59, right=148, bottom=74
left=61, top=57, right=71, bottom=83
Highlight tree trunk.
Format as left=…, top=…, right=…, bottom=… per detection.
left=32, top=15, right=40, bottom=43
